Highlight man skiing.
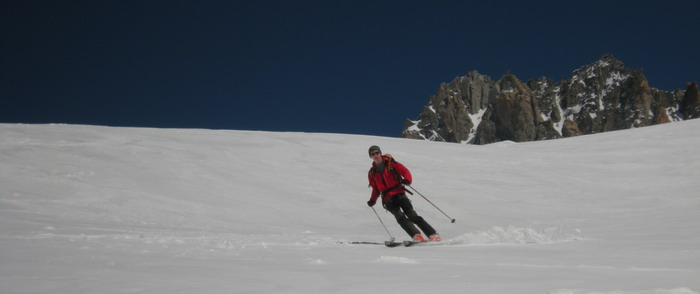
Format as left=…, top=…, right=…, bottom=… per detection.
left=366, top=145, right=441, bottom=242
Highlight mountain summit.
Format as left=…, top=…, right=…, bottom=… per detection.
left=402, top=54, right=699, bottom=144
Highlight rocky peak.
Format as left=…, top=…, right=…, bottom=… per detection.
left=402, top=54, right=693, bottom=144
left=682, top=82, right=700, bottom=119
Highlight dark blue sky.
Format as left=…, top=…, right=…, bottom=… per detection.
left=2, top=1, right=699, bottom=137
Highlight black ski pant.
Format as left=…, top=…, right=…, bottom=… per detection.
left=384, top=193, right=436, bottom=238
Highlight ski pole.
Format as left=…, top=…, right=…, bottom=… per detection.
left=371, top=206, right=395, bottom=242
left=406, top=185, right=456, bottom=223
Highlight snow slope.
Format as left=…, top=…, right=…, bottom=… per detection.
left=1, top=121, right=699, bottom=294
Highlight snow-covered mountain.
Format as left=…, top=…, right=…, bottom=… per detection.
left=1, top=122, right=699, bottom=293
left=403, top=54, right=700, bottom=144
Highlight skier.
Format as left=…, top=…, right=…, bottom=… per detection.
left=366, top=145, right=441, bottom=242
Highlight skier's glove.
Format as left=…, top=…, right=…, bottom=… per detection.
left=367, top=200, right=376, bottom=207
left=401, top=179, right=411, bottom=185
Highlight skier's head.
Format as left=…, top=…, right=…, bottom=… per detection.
left=368, top=145, right=381, bottom=158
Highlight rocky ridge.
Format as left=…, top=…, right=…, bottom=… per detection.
left=402, top=54, right=699, bottom=144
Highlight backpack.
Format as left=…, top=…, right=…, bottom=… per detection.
left=368, top=154, right=412, bottom=195
left=368, top=154, right=400, bottom=179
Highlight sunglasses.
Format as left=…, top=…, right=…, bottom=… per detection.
left=370, top=151, right=381, bottom=156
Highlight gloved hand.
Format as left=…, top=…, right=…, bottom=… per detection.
left=401, top=179, right=411, bottom=185
left=367, top=200, right=376, bottom=207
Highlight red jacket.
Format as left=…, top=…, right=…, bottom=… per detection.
left=368, top=155, right=412, bottom=203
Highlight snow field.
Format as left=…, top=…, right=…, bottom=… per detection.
left=1, top=121, right=699, bottom=293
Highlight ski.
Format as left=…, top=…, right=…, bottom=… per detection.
left=403, top=240, right=442, bottom=247
left=344, top=241, right=385, bottom=245
left=385, top=241, right=402, bottom=247
left=342, top=240, right=439, bottom=247
left=340, top=240, right=402, bottom=247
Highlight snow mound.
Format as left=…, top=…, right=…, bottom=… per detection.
left=375, top=256, right=419, bottom=264
left=307, top=259, right=328, bottom=265
left=446, top=226, right=580, bottom=245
